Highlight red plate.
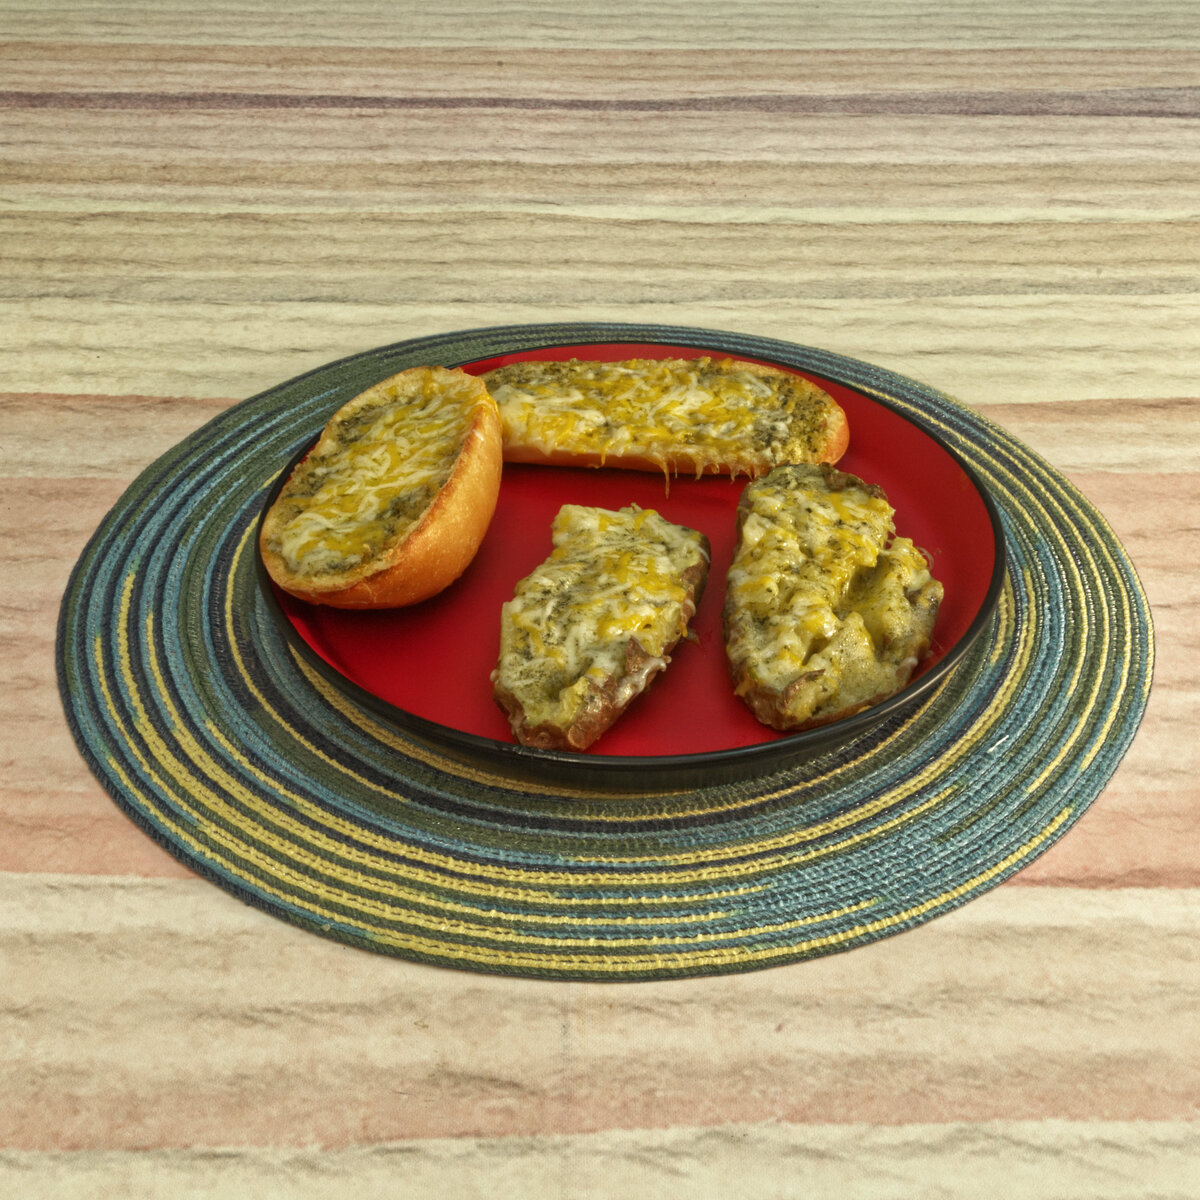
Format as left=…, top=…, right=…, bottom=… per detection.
left=262, top=341, right=1003, bottom=784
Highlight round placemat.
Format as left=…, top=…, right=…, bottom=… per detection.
left=57, top=323, right=1154, bottom=981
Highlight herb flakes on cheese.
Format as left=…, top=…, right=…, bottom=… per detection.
left=724, top=463, right=944, bottom=730
left=493, top=504, right=710, bottom=749
left=484, top=356, right=844, bottom=476
left=265, top=369, right=483, bottom=578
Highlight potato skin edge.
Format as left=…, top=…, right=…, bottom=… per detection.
left=722, top=464, right=940, bottom=732
left=494, top=540, right=710, bottom=752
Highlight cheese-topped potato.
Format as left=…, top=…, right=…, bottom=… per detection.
left=259, top=366, right=502, bottom=609
left=723, top=463, right=943, bottom=730
left=482, top=356, right=848, bottom=478
left=492, top=504, right=710, bottom=751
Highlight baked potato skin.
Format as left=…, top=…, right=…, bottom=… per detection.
left=492, top=508, right=710, bottom=752
left=723, top=463, right=943, bottom=732
left=494, top=554, right=709, bottom=752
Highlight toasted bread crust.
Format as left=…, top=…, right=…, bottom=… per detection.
left=723, top=463, right=943, bottom=731
left=484, top=356, right=848, bottom=477
left=259, top=366, right=503, bottom=609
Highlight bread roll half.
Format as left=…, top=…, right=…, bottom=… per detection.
left=259, top=366, right=503, bottom=609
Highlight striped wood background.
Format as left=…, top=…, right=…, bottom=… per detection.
left=3, top=3, right=1198, bottom=1196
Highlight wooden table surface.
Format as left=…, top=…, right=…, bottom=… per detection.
left=4, top=3, right=1198, bottom=1196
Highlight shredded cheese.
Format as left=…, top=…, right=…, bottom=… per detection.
left=493, top=504, right=709, bottom=739
left=484, top=357, right=839, bottom=474
left=265, top=369, right=485, bottom=577
left=724, top=464, right=943, bottom=727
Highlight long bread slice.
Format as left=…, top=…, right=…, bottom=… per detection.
left=723, top=463, right=943, bottom=730
left=493, top=504, right=710, bottom=750
left=260, top=366, right=502, bottom=609
left=482, top=356, right=848, bottom=478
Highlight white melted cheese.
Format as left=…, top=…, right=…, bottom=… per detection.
left=493, top=504, right=708, bottom=734
left=267, top=370, right=483, bottom=577
left=484, top=357, right=831, bottom=473
left=724, top=464, right=942, bottom=725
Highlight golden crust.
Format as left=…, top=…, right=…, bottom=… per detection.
left=485, top=356, right=849, bottom=477
left=259, top=366, right=503, bottom=610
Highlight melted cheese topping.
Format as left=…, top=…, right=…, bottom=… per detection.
left=484, top=357, right=835, bottom=473
left=265, top=369, right=484, bottom=577
left=494, top=504, right=708, bottom=735
left=724, top=464, right=943, bottom=726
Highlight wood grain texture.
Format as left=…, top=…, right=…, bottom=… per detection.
left=6, top=44, right=1200, bottom=100
left=4, top=877, right=1198, bottom=1151
left=9, top=212, right=1198, bottom=302
left=4, top=1122, right=1200, bottom=1200
left=5, top=1, right=1200, bottom=49
left=8, top=108, right=1200, bottom=166
left=4, top=1, right=1197, bottom=1192
left=5, top=298, right=1198, bottom=405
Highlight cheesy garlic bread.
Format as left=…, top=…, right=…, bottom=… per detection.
left=482, top=356, right=848, bottom=478
left=259, top=366, right=502, bottom=609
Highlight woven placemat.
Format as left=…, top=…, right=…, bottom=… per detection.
left=57, top=323, right=1154, bottom=981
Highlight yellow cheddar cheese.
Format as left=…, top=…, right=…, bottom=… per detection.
left=259, top=366, right=502, bottom=609
left=723, top=463, right=943, bottom=730
left=492, top=504, right=710, bottom=750
left=483, top=356, right=849, bottom=478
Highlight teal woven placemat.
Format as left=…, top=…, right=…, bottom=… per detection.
left=57, top=323, right=1154, bottom=980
